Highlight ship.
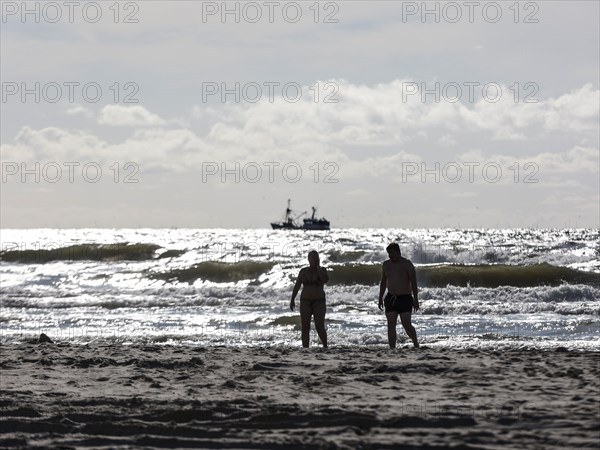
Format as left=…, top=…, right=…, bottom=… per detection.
left=270, top=199, right=331, bottom=230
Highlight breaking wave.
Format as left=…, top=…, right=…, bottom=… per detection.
left=149, top=261, right=275, bottom=284
left=327, top=263, right=600, bottom=288
left=0, top=243, right=161, bottom=263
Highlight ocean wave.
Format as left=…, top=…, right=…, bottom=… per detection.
left=149, top=261, right=275, bottom=284
left=419, top=263, right=600, bottom=288
left=326, top=263, right=600, bottom=288
left=0, top=243, right=161, bottom=263
left=269, top=315, right=301, bottom=328
left=2, top=228, right=598, bottom=273
left=327, top=264, right=382, bottom=285
left=3, top=282, right=597, bottom=316
left=327, top=250, right=368, bottom=263
left=418, top=284, right=600, bottom=315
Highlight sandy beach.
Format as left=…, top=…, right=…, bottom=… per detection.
left=1, top=342, right=598, bottom=449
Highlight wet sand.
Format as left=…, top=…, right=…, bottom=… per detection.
left=1, top=343, right=599, bottom=449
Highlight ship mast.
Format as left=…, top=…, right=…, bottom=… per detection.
left=285, top=199, right=293, bottom=225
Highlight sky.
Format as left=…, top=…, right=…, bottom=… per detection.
left=1, top=0, right=598, bottom=229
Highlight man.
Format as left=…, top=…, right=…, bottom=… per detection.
left=378, top=243, right=420, bottom=348
left=290, top=250, right=328, bottom=348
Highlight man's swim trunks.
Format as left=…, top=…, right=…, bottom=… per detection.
left=384, top=294, right=413, bottom=314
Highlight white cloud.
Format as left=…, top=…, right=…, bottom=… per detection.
left=98, top=105, right=166, bottom=127
left=1, top=126, right=107, bottom=161
left=541, top=84, right=600, bottom=132
left=457, top=147, right=599, bottom=175
left=65, top=104, right=94, bottom=118
left=3, top=82, right=598, bottom=179
left=211, top=80, right=599, bottom=148
left=438, top=134, right=457, bottom=146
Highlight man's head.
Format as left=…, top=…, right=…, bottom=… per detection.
left=308, top=250, right=320, bottom=266
left=386, top=243, right=401, bottom=261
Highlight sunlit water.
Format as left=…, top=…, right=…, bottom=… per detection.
left=1, top=228, right=598, bottom=349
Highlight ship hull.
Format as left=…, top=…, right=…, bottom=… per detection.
left=270, top=222, right=330, bottom=231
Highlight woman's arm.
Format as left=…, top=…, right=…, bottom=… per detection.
left=318, top=267, right=329, bottom=284
left=290, top=269, right=303, bottom=311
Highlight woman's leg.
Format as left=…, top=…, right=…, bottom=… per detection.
left=313, top=300, right=328, bottom=348
left=299, top=300, right=312, bottom=348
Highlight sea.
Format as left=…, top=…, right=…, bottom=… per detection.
left=1, top=228, right=599, bottom=350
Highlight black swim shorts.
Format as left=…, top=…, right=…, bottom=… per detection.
left=384, top=294, right=414, bottom=314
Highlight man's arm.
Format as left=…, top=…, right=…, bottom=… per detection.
left=378, top=264, right=387, bottom=310
left=409, top=261, right=419, bottom=311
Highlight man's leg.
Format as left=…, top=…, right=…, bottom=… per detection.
left=299, top=300, right=312, bottom=348
left=385, top=311, right=398, bottom=349
left=400, top=312, right=419, bottom=348
left=313, top=300, right=328, bottom=348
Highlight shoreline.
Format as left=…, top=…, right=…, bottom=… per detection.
left=3, top=331, right=599, bottom=351
left=1, top=343, right=599, bottom=449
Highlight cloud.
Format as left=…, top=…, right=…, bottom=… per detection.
left=1, top=126, right=107, bottom=161
left=196, top=80, right=599, bottom=149
left=65, top=104, right=94, bottom=118
left=458, top=83, right=599, bottom=139
left=457, top=147, right=599, bottom=175
left=98, top=105, right=166, bottom=127
left=541, top=84, right=600, bottom=132
left=6, top=80, right=597, bottom=164
left=2, top=81, right=597, bottom=186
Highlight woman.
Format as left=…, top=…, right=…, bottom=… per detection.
left=290, top=250, right=329, bottom=348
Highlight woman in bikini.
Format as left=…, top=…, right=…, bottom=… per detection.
left=290, top=250, right=329, bottom=348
